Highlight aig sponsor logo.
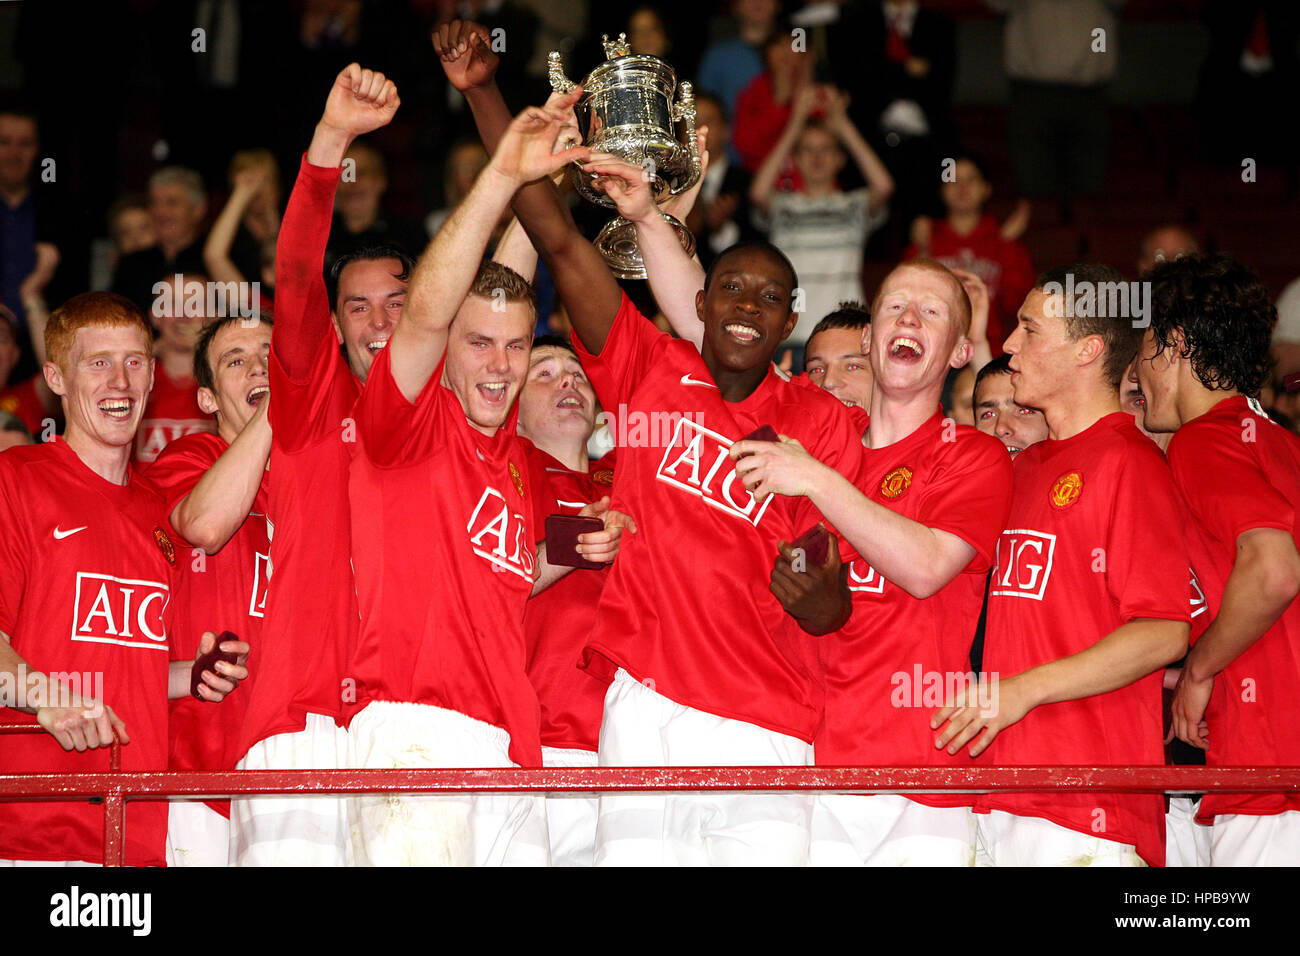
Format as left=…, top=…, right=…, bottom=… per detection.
left=655, top=418, right=773, bottom=525
left=134, top=419, right=214, bottom=463
left=71, top=573, right=169, bottom=650
left=249, top=552, right=270, bottom=618
left=1189, top=568, right=1207, bottom=619
left=847, top=559, right=885, bottom=594
left=467, top=486, right=535, bottom=581
left=990, top=529, right=1057, bottom=600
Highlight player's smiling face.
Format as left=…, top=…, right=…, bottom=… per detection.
left=199, top=320, right=271, bottom=440
left=805, top=326, right=872, bottom=409
left=47, top=324, right=154, bottom=450
left=974, top=373, right=1048, bottom=458
left=1002, top=287, right=1074, bottom=413
left=518, top=346, right=596, bottom=446
left=696, top=247, right=797, bottom=374
left=332, top=257, right=407, bottom=382
left=868, top=265, right=970, bottom=398
left=444, top=295, right=533, bottom=437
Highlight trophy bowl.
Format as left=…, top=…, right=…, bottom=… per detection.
left=550, top=33, right=701, bottom=279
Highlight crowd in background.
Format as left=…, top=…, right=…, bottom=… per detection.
left=4, top=0, right=1300, bottom=446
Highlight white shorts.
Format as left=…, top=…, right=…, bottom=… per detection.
left=595, top=668, right=814, bottom=867
left=1211, top=810, right=1300, bottom=866
left=230, top=712, right=350, bottom=867
left=975, top=810, right=1146, bottom=867
left=347, top=700, right=548, bottom=867
left=166, top=802, right=230, bottom=867
left=1165, top=796, right=1212, bottom=868
left=543, top=746, right=599, bottom=868
left=811, top=794, right=976, bottom=866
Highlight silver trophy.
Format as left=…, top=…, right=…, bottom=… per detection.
left=549, top=33, right=701, bottom=280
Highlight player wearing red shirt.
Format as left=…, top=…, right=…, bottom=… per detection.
left=142, top=314, right=272, bottom=866
left=936, top=264, right=1191, bottom=867
left=1137, top=254, right=1300, bottom=865
left=518, top=336, right=620, bottom=867
left=0, top=292, right=247, bottom=866
left=229, top=64, right=410, bottom=867
left=440, top=21, right=860, bottom=864
left=345, top=87, right=613, bottom=866
left=733, top=261, right=1013, bottom=866
left=134, top=273, right=216, bottom=463
left=802, top=306, right=874, bottom=414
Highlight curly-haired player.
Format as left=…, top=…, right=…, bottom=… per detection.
left=1136, top=253, right=1300, bottom=865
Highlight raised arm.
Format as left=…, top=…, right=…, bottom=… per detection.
left=578, top=153, right=708, bottom=348
left=389, top=100, right=588, bottom=400
left=434, top=19, right=624, bottom=354
left=276, top=64, right=399, bottom=379
left=749, top=85, right=816, bottom=211
left=823, top=89, right=894, bottom=212
left=203, top=169, right=266, bottom=286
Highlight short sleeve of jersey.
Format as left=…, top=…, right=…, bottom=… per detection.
left=355, top=341, right=451, bottom=468
left=269, top=332, right=356, bottom=454
left=1107, top=442, right=1192, bottom=624
left=1168, top=422, right=1295, bottom=546
left=521, top=442, right=560, bottom=545
left=916, top=433, right=1013, bottom=570
left=569, top=292, right=667, bottom=411
left=141, top=435, right=222, bottom=517
left=0, top=458, right=28, bottom=636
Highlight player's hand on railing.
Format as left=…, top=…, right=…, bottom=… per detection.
left=575, top=496, right=637, bottom=564
left=932, top=674, right=1031, bottom=758
left=36, top=697, right=129, bottom=753
left=433, top=19, right=499, bottom=93
left=193, top=631, right=251, bottom=703
left=319, top=63, right=400, bottom=140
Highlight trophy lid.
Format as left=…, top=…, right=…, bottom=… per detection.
left=602, top=33, right=631, bottom=59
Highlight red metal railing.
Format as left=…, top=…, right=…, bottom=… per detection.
left=3, top=724, right=1298, bottom=865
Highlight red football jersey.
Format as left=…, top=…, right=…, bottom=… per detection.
left=521, top=440, right=615, bottom=752
left=134, top=366, right=215, bottom=463
left=348, top=347, right=542, bottom=767
left=0, top=375, right=48, bottom=436
left=0, top=438, right=175, bottom=864
left=142, top=432, right=270, bottom=817
left=978, top=412, right=1190, bottom=866
left=819, top=411, right=1012, bottom=811
left=235, top=156, right=359, bottom=760
left=571, top=293, right=865, bottom=743
left=1167, top=395, right=1300, bottom=822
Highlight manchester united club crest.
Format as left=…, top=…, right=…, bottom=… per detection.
left=592, top=468, right=614, bottom=487
left=153, top=526, right=176, bottom=564
left=880, top=466, right=913, bottom=500
left=1050, top=471, right=1083, bottom=509
left=509, top=461, right=525, bottom=498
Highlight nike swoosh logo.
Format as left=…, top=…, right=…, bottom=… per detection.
left=680, top=373, right=716, bottom=388
left=53, top=526, right=88, bottom=539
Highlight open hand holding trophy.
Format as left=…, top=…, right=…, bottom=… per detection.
left=549, top=33, right=701, bottom=279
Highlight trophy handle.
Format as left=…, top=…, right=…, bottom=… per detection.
left=547, top=51, right=575, bottom=93
left=669, top=81, right=701, bottom=196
